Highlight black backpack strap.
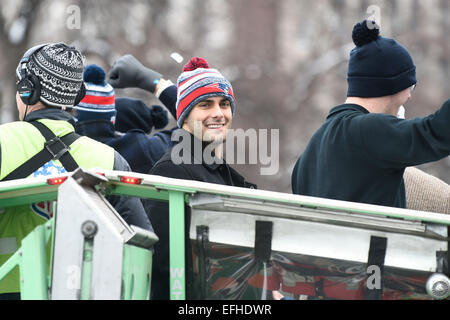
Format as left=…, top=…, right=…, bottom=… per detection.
left=30, top=121, right=80, bottom=171
left=1, top=121, right=81, bottom=181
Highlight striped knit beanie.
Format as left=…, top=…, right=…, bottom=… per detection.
left=26, top=43, right=84, bottom=108
left=76, top=64, right=116, bottom=123
left=176, top=57, right=236, bottom=127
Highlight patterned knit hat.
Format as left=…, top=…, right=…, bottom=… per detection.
left=26, top=43, right=85, bottom=108
left=176, top=57, right=236, bottom=127
left=76, top=64, right=116, bottom=123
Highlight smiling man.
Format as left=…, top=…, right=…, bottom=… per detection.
left=145, top=57, right=256, bottom=299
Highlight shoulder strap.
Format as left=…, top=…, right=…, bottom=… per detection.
left=1, top=121, right=81, bottom=181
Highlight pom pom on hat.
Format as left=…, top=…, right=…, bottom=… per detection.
left=83, top=64, right=107, bottom=85
left=183, top=57, right=209, bottom=72
left=150, top=105, right=169, bottom=129
left=115, top=97, right=169, bottom=134
left=352, top=20, right=380, bottom=47
left=347, top=20, right=416, bottom=98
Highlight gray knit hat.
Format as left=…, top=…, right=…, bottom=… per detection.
left=26, top=43, right=84, bottom=108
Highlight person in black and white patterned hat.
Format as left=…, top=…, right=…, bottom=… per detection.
left=0, top=43, right=153, bottom=299
left=15, top=43, right=85, bottom=119
left=24, top=43, right=85, bottom=109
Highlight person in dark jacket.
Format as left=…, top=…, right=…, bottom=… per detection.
left=152, top=57, right=256, bottom=300
left=74, top=64, right=175, bottom=174
left=107, top=56, right=256, bottom=299
left=291, top=20, right=450, bottom=208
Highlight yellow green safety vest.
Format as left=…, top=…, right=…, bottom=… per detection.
left=0, top=119, right=115, bottom=294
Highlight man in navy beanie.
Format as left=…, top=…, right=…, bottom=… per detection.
left=291, top=20, right=450, bottom=209
left=75, top=64, right=172, bottom=174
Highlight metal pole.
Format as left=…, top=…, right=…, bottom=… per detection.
left=20, top=224, right=49, bottom=299
left=169, top=191, right=186, bottom=300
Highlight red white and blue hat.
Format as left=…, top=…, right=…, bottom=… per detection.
left=76, top=64, right=116, bottom=123
left=176, top=57, right=236, bottom=127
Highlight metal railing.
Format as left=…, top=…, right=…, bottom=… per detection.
left=1, top=168, right=449, bottom=300
left=0, top=169, right=158, bottom=300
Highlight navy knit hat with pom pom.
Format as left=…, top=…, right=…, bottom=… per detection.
left=76, top=64, right=117, bottom=123
left=115, top=97, right=169, bottom=134
left=176, top=57, right=236, bottom=127
left=347, top=20, right=416, bottom=98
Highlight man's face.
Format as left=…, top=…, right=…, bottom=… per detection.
left=182, top=96, right=232, bottom=142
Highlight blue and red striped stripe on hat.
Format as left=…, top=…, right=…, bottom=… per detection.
left=175, top=57, right=236, bottom=127
left=76, top=64, right=117, bottom=123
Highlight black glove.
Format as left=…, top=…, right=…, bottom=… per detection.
left=108, top=54, right=162, bottom=93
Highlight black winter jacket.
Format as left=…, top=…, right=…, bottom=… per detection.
left=292, top=101, right=450, bottom=208
left=144, top=130, right=256, bottom=299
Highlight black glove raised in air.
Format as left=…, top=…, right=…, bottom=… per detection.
left=108, top=54, right=162, bottom=93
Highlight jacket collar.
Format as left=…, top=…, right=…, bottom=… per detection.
left=174, top=129, right=223, bottom=170
left=173, top=129, right=256, bottom=188
left=24, top=108, right=77, bottom=127
left=75, top=119, right=116, bottom=143
left=327, top=104, right=370, bottom=119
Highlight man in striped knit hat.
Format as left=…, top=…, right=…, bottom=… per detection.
left=144, top=57, right=256, bottom=299
left=75, top=64, right=117, bottom=124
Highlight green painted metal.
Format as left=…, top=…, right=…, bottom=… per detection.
left=47, top=205, right=56, bottom=290
left=0, top=181, right=49, bottom=195
left=0, top=220, right=53, bottom=299
left=0, top=182, right=57, bottom=204
left=108, top=183, right=171, bottom=202
left=138, top=178, right=450, bottom=226
left=0, top=250, right=21, bottom=289
left=19, top=223, right=50, bottom=300
left=0, top=191, right=57, bottom=209
left=121, top=244, right=153, bottom=300
left=80, top=239, right=94, bottom=300
left=169, top=191, right=186, bottom=300
left=2, top=171, right=450, bottom=301
left=2, top=174, right=450, bottom=226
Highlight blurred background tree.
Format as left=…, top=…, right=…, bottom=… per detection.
left=0, top=0, right=449, bottom=192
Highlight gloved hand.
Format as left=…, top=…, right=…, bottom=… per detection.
left=108, top=54, right=162, bottom=93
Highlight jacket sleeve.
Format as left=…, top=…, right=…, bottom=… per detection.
left=404, top=167, right=450, bottom=214
left=106, top=151, right=154, bottom=232
left=357, top=99, right=450, bottom=169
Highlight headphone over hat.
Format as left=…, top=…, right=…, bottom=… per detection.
left=16, top=43, right=86, bottom=108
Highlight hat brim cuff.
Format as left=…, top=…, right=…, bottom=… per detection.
left=347, top=67, right=416, bottom=98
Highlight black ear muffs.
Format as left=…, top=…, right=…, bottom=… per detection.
left=17, top=72, right=41, bottom=105
left=16, top=43, right=49, bottom=106
left=74, top=82, right=86, bottom=106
